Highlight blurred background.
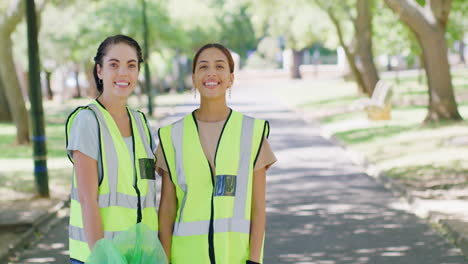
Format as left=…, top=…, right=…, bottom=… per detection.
left=1, top=0, right=468, bottom=214
left=0, top=0, right=468, bottom=262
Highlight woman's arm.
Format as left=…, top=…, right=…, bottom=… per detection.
left=158, top=169, right=177, bottom=260
left=249, top=167, right=267, bottom=263
left=74, top=150, right=103, bottom=250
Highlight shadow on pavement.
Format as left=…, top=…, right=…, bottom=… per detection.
left=9, top=217, right=69, bottom=264
left=263, top=104, right=466, bottom=263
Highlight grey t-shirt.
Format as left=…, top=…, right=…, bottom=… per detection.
left=67, top=109, right=137, bottom=182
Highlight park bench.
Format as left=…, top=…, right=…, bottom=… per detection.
left=350, top=80, right=393, bottom=120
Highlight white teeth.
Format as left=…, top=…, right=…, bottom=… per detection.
left=116, top=82, right=129, bottom=86
left=205, top=82, right=218, bottom=86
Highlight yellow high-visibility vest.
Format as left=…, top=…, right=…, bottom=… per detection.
left=158, top=110, right=269, bottom=264
left=66, top=100, right=158, bottom=262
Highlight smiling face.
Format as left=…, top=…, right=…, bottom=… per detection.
left=192, top=47, right=234, bottom=100
left=97, top=43, right=139, bottom=99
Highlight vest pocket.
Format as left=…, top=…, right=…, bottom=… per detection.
left=139, top=158, right=156, bottom=180
left=214, top=175, right=237, bottom=196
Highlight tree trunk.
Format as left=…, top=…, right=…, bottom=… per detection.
left=356, top=0, right=379, bottom=95
left=141, top=0, right=154, bottom=115
left=44, top=71, right=53, bottom=100
left=326, top=9, right=366, bottom=95
left=290, top=49, right=303, bottom=79
left=0, top=0, right=30, bottom=143
left=418, top=53, right=424, bottom=85
left=344, top=46, right=366, bottom=95
left=384, top=0, right=462, bottom=121
left=0, top=32, right=30, bottom=144
left=73, top=69, right=81, bottom=98
left=0, top=75, right=12, bottom=122
left=395, top=67, right=400, bottom=86
left=157, top=78, right=164, bottom=94
left=387, top=55, right=392, bottom=71
left=175, top=49, right=185, bottom=92
left=460, top=38, right=466, bottom=64
left=420, top=29, right=461, bottom=121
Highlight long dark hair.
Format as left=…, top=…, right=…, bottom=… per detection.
left=192, top=43, right=235, bottom=74
left=93, top=35, right=144, bottom=94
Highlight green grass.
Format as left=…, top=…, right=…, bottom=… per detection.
left=334, top=124, right=415, bottom=144
left=320, top=112, right=361, bottom=124
left=0, top=168, right=70, bottom=194
left=380, top=67, right=467, bottom=85
left=392, top=104, right=428, bottom=111
left=272, top=67, right=468, bottom=192
left=299, top=95, right=359, bottom=108
left=381, top=74, right=423, bottom=84
left=0, top=119, right=68, bottom=159
left=386, top=163, right=468, bottom=190
left=387, top=163, right=468, bottom=180
left=0, top=101, right=76, bottom=199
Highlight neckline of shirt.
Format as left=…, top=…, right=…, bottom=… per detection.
left=196, top=119, right=226, bottom=124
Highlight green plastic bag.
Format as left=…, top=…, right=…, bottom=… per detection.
left=86, top=239, right=127, bottom=264
left=86, top=223, right=168, bottom=264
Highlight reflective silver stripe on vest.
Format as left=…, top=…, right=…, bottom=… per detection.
left=142, top=182, right=157, bottom=209
left=171, top=120, right=188, bottom=223
left=233, top=116, right=255, bottom=220
left=70, top=188, right=156, bottom=209
left=173, top=218, right=250, bottom=236
left=172, top=114, right=256, bottom=236
left=69, top=225, right=158, bottom=242
left=69, top=225, right=122, bottom=242
left=130, top=110, right=154, bottom=158
left=88, top=104, right=119, bottom=207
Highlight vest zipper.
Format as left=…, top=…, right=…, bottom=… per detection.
left=192, top=109, right=233, bottom=264
left=208, top=162, right=216, bottom=264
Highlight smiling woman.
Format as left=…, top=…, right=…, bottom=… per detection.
left=96, top=49, right=139, bottom=98
left=65, top=35, right=158, bottom=264
left=192, top=45, right=234, bottom=101
left=156, top=43, right=277, bottom=264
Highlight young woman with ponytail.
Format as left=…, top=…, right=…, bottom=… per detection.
left=65, top=35, right=158, bottom=264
